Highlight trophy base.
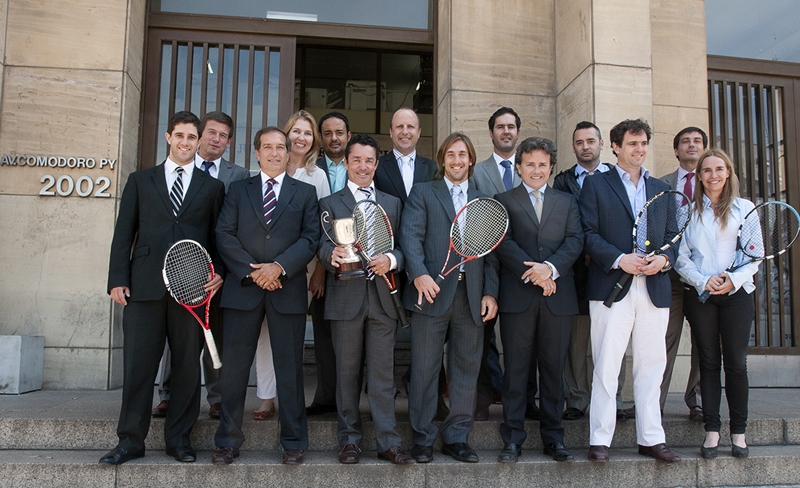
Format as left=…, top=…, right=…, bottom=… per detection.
left=335, top=261, right=366, bottom=281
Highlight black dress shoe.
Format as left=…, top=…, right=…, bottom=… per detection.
left=700, top=445, right=718, bottom=459
left=211, top=446, right=239, bottom=465
left=562, top=407, right=585, bottom=421
left=442, top=442, right=479, bottom=463
left=411, top=444, right=433, bottom=463
left=305, top=402, right=337, bottom=416
left=498, top=443, right=522, bottom=463
left=688, top=406, right=704, bottom=421
left=543, top=442, right=574, bottom=462
left=616, top=408, right=629, bottom=420
left=166, top=446, right=196, bottom=462
left=98, top=447, right=144, bottom=465
left=283, top=449, right=305, bottom=465
left=731, top=443, right=749, bottom=458
left=524, top=403, right=541, bottom=421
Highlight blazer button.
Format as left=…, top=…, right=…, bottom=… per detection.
left=266, top=235, right=271, bottom=240
left=539, top=246, right=544, bottom=251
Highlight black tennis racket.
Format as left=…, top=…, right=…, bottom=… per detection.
left=352, top=200, right=410, bottom=328
left=697, top=200, right=800, bottom=303
left=603, top=190, right=691, bottom=307
left=162, top=239, right=221, bottom=369
left=415, top=197, right=509, bottom=310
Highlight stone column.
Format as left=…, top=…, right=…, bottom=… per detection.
left=0, top=0, right=146, bottom=389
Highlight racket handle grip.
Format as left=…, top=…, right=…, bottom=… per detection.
left=697, top=290, right=711, bottom=304
left=603, top=274, right=631, bottom=308
left=203, top=328, right=222, bottom=369
left=434, top=274, right=446, bottom=286
left=390, top=292, right=410, bottom=328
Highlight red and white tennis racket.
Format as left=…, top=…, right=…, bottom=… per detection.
left=415, top=197, right=509, bottom=310
left=162, top=239, right=221, bottom=369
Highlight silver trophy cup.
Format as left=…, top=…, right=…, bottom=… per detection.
left=321, top=211, right=365, bottom=280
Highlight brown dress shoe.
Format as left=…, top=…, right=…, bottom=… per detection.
left=283, top=449, right=305, bottom=465
left=338, top=444, right=361, bottom=464
left=588, top=445, right=609, bottom=462
left=209, top=403, right=221, bottom=419
left=211, top=446, right=239, bottom=465
left=638, top=443, right=681, bottom=463
left=378, top=446, right=416, bottom=465
left=151, top=400, right=170, bottom=417
left=688, top=406, right=704, bottom=421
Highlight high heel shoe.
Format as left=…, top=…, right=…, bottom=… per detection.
left=700, top=445, right=718, bottom=459
left=731, top=443, right=749, bottom=458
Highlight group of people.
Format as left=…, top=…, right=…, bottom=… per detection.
left=101, top=105, right=758, bottom=467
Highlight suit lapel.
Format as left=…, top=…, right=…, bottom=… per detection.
left=606, top=168, right=635, bottom=220
left=512, top=184, right=539, bottom=227
left=269, top=175, right=296, bottom=230
left=413, top=156, right=429, bottom=184
left=336, top=188, right=356, bottom=213
left=217, top=158, right=232, bottom=186
left=645, top=174, right=659, bottom=200
left=433, top=179, right=457, bottom=222
left=247, top=175, right=270, bottom=231
left=152, top=163, right=173, bottom=214
left=383, top=152, right=407, bottom=198
left=538, top=185, right=556, bottom=227
left=486, top=161, right=506, bottom=195
left=178, top=167, right=205, bottom=216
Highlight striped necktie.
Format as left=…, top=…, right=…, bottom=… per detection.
left=170, top=167, right=184, bottom=216
left=263, top=178, right=277, bottom=225
left=358, top=187, right=376, bottom=280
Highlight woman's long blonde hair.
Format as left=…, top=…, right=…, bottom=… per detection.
left=283, top=110, right=322, bottom=176
left=694, top=148, right=740, bottom=229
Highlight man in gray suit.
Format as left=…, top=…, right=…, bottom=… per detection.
left=401, top=132, right=499, bottom=464
left=470, top=106, right=523, bottom=421
left=152, top=111, right=250, bottom=420
left=318, top=133, right=414, bottom=465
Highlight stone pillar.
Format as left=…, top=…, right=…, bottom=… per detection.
left=0, top=0, right=146, bottom=389
left=436, top=0, right=556, bottom=157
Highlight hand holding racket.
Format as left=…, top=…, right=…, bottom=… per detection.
left=697, top=200, right=800, bottom=303
left=352, top=200, right=410, bottom=328
left=162, top=239, right=222, bottom=369
left=603, top=190, right=691, bottom=307
left=415, top=197, right=509, bottom=310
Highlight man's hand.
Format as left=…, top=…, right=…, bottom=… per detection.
left=619, top=253, right=647, bottom=275
left=367, top=254, right=391, bottom=277
left=414, top=274, right=440, bottom=306
left=110, top=286, right=130, bottom=306
left=538, top=278, right=557, bottom=296
left=308, top=261, right=325, bottom=299
left=250, top=262, right=283, bottom=290
left=640, top=254, right=668, bottom=276
left=481, top=295, right=498, bottom=322
left=521, top=261, right=552, bottom=285
left=204, top=274, right=224, bottom=298
left=330, top=246, right=354, bottom=268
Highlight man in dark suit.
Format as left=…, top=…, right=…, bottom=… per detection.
left=552, top=121, right=617, bottom=422
left=304, top=112, right=352, bottom=417
left=400, top=132, right=499, bottom=464
left=580, top=119, right=680, bottom=463
left=101, top=111, right=226, bottom=465
left=318, top=133, right=414, bottom=465
left=373, top=107, right=437, bottom=203
left=494, top=137, right=583, bottom=463
left=153, top=111, right=250, bottom=420
left=212, top=126, right=320, bottom=465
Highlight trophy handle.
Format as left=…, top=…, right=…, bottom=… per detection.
left=320, top=211, right=337, bottom=244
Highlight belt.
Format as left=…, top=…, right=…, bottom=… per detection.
left=457, top=271, right=466, bottom=281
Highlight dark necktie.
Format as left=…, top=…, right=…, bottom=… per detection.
left=170, top=167, right=184, bottom=216
left=500, top=160, right=513, bottom=191
left=683, top=172, right=694, bottom=200
left=263, top=178, right=277, bottom=225
left=202, top=160, right=213, bottom=175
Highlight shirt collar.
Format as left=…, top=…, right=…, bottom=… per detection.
left=575, top=162, right=608, bottom=177
left=260, top=171, right=285, bottom=186
left=393, top=148, right=416, bottom=162
left=677, top=165, right=694, bottom=182
left=492, top=153, right=515, bottom=166
left=194, top=153, right=221, bottom=168
left=325, top=153, right=345, bottom=167
left=615, top=164, right=650, bottom=181
left=521, top=181, right=547, bottom=195
left=166, top=157, right=194, bottom=175
left=444, top=177, right=468, bottom=194
left=347, top=179, right=374, bottom=198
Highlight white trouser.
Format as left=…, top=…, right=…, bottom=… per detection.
left=589, top=275, right=669, bottom=447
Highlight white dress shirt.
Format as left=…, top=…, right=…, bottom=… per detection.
left=165, top=157, right=194, bottom=194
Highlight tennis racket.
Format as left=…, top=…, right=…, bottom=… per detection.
left=352, top=199, right=410, bottom=328
left=415, top=197, right=509, bottom=310
left=603, top=190, right=691, bottom=307
left=162, top=239, right=221, bottom=369
left=697, top=200, right=800, bottom=303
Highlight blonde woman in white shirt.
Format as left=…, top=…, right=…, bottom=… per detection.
left=675, top=148, right=758, bottom=459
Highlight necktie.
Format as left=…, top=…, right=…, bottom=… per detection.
left=500, top=160, right=513, bottom=191
left=532, top=189, right=543, bottom=222
left=451, top=185, right=466, bottom=269
left=202, top=161, right=213, bottom=175
left=400, top=156, right=413, bottom=196
left=358, top=187, right=376, bottom=280
left=170, top=167, right=184, bottom=216
left=263, top=178, right=277, bottom=225
left=683, top=172, right=694, bottom=200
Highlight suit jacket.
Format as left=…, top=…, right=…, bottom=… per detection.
left=470, top=156, right=522, bottom=196
left=217, top=157, right=251, bottom=192
left=216, top=174, right=320, bottom=314
left=553, top=162, right=614, bottom=198
left=661, top=170, right=679, bottom=191
left=399, top=179, right=499, bottom=326
left=107, top=163, right=226, bottom=301
left=318, top=188, right=405, bottom=321
left=374, top=151, right=437, bottom=203
left=579, top=168, right=676, bottom=308
left=494, top=184, right=583, bottom=315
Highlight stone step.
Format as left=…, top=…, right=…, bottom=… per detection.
left=2, top=414, right=798, bottom=452
left=2, top=446, right=800, bottom=488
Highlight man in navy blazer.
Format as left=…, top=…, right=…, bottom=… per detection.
left=400, top=132, right=498, bottom=464
left=494, top=137, right=583, bottom=463
left=580, top=119, right=680, bottom=463
left=212, top=127, right=320, bottom=465
left=102, top=111, right=226, bottom=466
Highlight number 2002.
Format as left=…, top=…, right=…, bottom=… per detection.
left=39, top=174, right=111, bottom=198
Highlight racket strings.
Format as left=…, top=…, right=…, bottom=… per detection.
left=164, top=242, right=211, bottom=305
left=741, top=204, right=799, bottom=259
left=354, top=202, right=394, bottom=257
left=635, top=192, right=691, bottom=253
left=453, top=199, right=508, bottom=257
